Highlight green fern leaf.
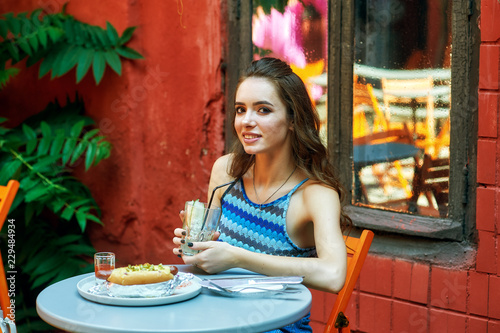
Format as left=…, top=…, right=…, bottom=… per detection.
left=104, top=49, right=121, bottom=75
left=61, top=205, right=75, bottom=220
left=0, top=19, right=8, bottom=39
left=50, top=44, right=69, bottom=79
left=17, top=37, right=33, bottom=56
left=95, top=26, right=111, bottom=48
left=30, top=8, right=43, bottom=22
left=106, top=21, right=119, bottom=45
left=37, top=136, right=51, bottom=156
left=6, top=42, right=20, bottom=63
left=40, top=121, right=51, bottom=137
left=30, top=268, right=59, bottom=290
left=20, top=176, right=41, bottom=191
left=22, top=123, right=38, bottom=154
left=63, top=16, right=75, bottom=43
left=84, top=141, right=97, bottom=171
left=70, top=140, right=87, bottom=165
left=22, top=123, right=37, bottom=140
left=27, top=34, right=39, bottom=53
left=30, top=251, right=62, bottom=276
left=75, top=47, right=94, bottom=83
left=37, top=26, right=48, bottom=48
left=24, top=183, right=49, bottom=202
left=62, top=137, right=77, bottom=165
left=32, top=155, right=59, bottom=172
left=70, top=120, right=85, bottom=137
left=21, top=16, right=34, bottom=35
left=53, top=234, right=83, bottom=245
left=56, top=45, right=80, bottom=78
left=0, top=159, right=22, bottom=184
left=50, top=198, right=66, bottom=213
left=75, top=210, right=87, bottom=231
left=38, top=46, right=59, bottom=78
left=85, top=213, right=102, bottom=224
left=115, top=45, right=144, bottom=59
left=37, top=121, right=52, bottom=156
left=119, top=26, right=136, bottom=45
left=46, top=26, right=64, bottom=43
left=0, top=67, right=20, bottom=89
left=92, top=50, right=106, bottom=84
left=95, top=140, right=112, bottom=163
left=4, top=12, right=21, bottom=35
left=82, top=128, right=99, bottom=141
left=49, top=129, right=65, bottom=156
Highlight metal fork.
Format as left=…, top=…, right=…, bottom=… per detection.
left=206, top=280, right=300, bottom=296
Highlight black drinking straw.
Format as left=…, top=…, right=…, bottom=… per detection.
left=200, top=180, right=236, bottom=231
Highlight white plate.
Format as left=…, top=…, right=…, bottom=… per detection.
left=77, top=273, right=201, bottom=306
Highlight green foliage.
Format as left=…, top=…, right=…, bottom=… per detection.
left=0, top=95, right=111, bottom=231
left=0, top=7, right=143, bottom=85
left=253, top=0, right=289, bottom=14
left=0, top=96, right=109, bottom=332
left=0, top=66, right=19, bottom=88
left=253, top=45, right=273, bottom=58
left=0, top=8, right=141, bottom=331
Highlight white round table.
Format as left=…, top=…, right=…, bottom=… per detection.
left=36, top=266, right=312, bottom=333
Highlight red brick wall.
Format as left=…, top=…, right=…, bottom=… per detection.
left=310, top=0, right=500, bottom=331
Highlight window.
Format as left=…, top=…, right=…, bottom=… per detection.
left=224, top=0, right=478, bottom=243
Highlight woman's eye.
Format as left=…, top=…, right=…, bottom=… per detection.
left=235, top=106, right=245, bottom=114
left=258, top=107, right=271, bottom=114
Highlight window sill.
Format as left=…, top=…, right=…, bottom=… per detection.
left=346, top=205, right=463, bottom=241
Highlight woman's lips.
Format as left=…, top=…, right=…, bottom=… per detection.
left=242, top=132, right=260, bottom=143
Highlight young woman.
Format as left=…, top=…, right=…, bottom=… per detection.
left=172, top=57, right=351, bottom=331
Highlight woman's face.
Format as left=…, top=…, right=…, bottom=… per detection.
left=234, top=77, right=292, bottom=156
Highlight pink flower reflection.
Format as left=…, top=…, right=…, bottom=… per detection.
left=252, top=5, right=306, bottom=67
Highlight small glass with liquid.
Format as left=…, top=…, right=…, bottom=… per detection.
left=94, top=252, right=115, bottom=285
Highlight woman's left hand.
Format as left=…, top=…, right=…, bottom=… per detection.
left=181, top=241, right=237, bottom=274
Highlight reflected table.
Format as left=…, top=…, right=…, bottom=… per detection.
left=36, top=265, right=312, bottom=333
left=353, top=142, right=421, bottom=202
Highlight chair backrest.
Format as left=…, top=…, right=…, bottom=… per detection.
left=411, top=154, right=449, bottom=217
left=0, top=180, right=20, bottom=321
left=0, top=181, right=19, bottom=229
left=381, top=76, right=433, bottom=102
left=352, top=123, right=414, bottom=146
left=325, top=229, right=374, bottom=333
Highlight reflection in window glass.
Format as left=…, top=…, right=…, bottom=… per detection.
left=252, top=0, right=328, bottom=142
left=353, top=0, right=452, bottom=218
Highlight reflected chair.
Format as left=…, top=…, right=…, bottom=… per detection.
left=353, top=79, right=389, bottom=139
left=381, top=76, right=435, bottom=155
left=409, top=154, right=449, bottom=217
left=325, top=229, right=374, bottom=333
left=0, top=180, right=19, bottom=330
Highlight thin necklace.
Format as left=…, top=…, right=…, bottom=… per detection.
left=252, top=164, right=297, bottom=212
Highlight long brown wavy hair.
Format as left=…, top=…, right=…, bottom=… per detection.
left=228, top=57, right=352, bottom=232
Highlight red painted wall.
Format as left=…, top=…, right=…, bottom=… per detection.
left=0, top=0, right=225, bottom=266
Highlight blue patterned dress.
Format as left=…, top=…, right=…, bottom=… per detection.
left=219, top=178, right=315, bottom=333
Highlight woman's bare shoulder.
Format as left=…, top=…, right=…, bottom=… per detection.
left=210, top=154, right=235, bottom=183
left=301, top=180, right=340, bottom=204
left=212, top=154, right=233, bottom=173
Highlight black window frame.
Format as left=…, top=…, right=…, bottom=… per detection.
left=222, top=0, right=479, bottom=250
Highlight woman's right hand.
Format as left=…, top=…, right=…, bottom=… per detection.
left=172, top=209, right=186, bottom=256
left=172, top=227, right=186, bottom=257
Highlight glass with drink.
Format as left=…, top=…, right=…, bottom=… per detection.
left=94, top=252, right=115, bottom=285
left=181, top=201, right=221, bottom=256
